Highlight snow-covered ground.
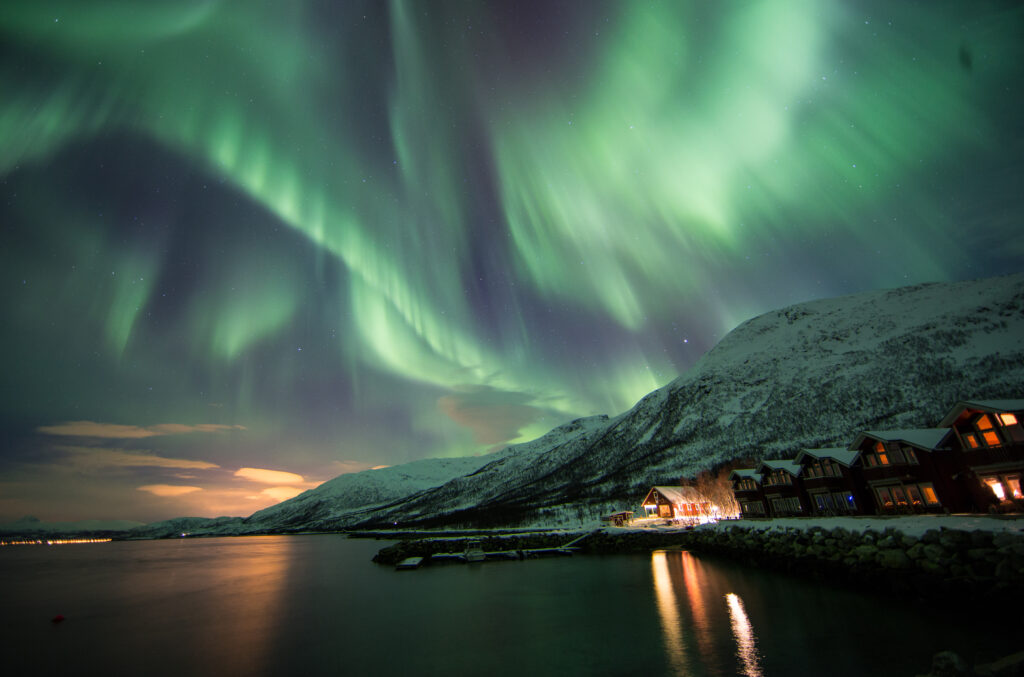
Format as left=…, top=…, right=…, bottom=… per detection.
left=628, top=515, right=1024, bottom=538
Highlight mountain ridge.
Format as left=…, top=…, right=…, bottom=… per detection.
left=132, top=273, right=1024, bottom=537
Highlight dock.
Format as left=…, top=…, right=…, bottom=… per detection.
left=395, top=530, right=598, bottom=569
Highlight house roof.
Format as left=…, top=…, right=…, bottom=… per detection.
left=757, top=459, right=803, bottom=476
left=938, top=399, right=1024, bottom=427
left=729, top=468, right=761, bottom=481
left=643, top=485, right=702, bottom=505
left=794, top=447, right=860, bottom=467
left=849, top=428, right=951, bottom=451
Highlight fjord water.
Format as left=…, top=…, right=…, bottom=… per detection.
left=0, top=536, right=1009, bottom=676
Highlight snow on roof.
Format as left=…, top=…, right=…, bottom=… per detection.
left=794, top=447, right=860, bottom=467
left=938, top=399, right=1024, bottom=427
left=646, top=485, right=702, bottom=504
left=729, top=468, right=761, bottom=481
left=758, top=459, right=803, bottom=476
left=851, top=428, right=951, bottom=451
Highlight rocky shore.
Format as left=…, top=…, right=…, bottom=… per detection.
left=371, top=523, right=1024, bottom=603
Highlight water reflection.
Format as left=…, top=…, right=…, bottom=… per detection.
left=116, top=536, right=295, bottom=676
left=726, top=593, right=763, bottom=677
left=652, top=550, right=690, bottom=675
left=652, top=550, right=763, bottom=677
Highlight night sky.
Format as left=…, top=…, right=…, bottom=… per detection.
left=2, top=1, right=1022, bottom=523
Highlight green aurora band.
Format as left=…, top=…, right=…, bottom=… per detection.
left=0, top=0, right=1022, bottom=519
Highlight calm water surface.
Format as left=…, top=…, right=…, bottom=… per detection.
left=0, top=536, right=1012, bottom=676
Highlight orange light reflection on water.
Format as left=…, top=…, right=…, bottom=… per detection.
left=726, top=592, right=763, bottom=677
left=651, top=550, right=689, bottom=676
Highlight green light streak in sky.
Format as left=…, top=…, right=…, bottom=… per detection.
left=1, top=0, right=1020, bottom=469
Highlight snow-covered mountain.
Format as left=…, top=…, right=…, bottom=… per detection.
left=135, top=273, right=1024, bottom=536
left=0, top=515, right=145, bottom=535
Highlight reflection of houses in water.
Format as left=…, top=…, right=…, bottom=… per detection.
left=651, top=550, right=762, bottom=677
left=729, top=399, right=1024, bottom=517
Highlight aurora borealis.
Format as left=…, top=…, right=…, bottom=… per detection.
left=1, top=1, right=1022, bottom=523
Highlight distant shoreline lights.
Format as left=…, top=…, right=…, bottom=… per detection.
left=0, top=538, right=112, bottom=546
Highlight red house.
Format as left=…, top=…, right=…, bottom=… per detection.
left=847, top=429, right=968, bottom=513
left=729, top=469, right=767, bottom=518
left=793, top=448, right=867, bottom=515
left=939, top=399, right=1024, bottom=510
left=640, top=486, right=709, bottom=522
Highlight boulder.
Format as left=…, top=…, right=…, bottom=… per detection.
left=877, top=548, right=913, bottom=569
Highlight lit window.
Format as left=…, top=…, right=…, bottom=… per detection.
left=964, top=433, right=980, bottom=449
left=1006, top=476, right=1022, bottom=499
left=999, top=413, right=1018, bottom=426
left=875, top=487, right=894, bottom=507
left=984, top=477, right=1006, bottom=501
left=878, top=452, right=890, bottom=465
left=921, top=485, right=939, bottom=505
left=982, top=430, right=1001, bottom=447
left=875, top=441, right=885, bottom=453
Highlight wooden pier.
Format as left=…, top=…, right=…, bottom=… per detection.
left=393, top=531, right=597, bottom=569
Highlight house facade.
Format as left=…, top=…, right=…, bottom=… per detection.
left=940, top=400, right=1024, bottom=511
left=793, top=448, right=867, bottom=515
left=729, top=469, right=767, bottom=518
left=640, top=486, right=709, bottom=521
left=757, top=460, right=809, bottom=517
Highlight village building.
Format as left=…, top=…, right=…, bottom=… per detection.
left=847, top=429, right=968, bottom=513
left=792, top=448, right=868, bottom=515
left=729, top=469, right=767, bottom=518
left=939, top=399, right=1024, bottom=511
left=757, top=460, right=810, bottom=517
left=640, top=486, right=710, bottom=522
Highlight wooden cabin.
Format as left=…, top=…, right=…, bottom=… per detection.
left=939, top=400, right=1024, bottom=511
left=793, top=448, right=868, bottom=515
left=640, top=486, right=709, bottom=521
left=847, top=429, right=969, bottom=514
left=757, top=460, right=810, bottom=517
left=729, top=469, right=767, bottom=518
left=601, top=511, right=634, bottom=527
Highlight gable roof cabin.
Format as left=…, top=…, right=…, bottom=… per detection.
left=938, top=400, right=1024, bottom=507
left=640, top=486, right=708, bottom=521
left=793, top=448, right=867, bottom=515
left=729, top=468, right=767, bottom=518
left=848, top=428, right=968, bottom=513
left=756, top=459, right=809, bottom=517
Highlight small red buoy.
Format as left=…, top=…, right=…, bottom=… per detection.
left=51, top=615, right=65, bottom=624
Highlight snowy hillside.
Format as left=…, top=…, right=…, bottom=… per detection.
left=133, top=273, right=1024, bottom=536
left=341, top=273, right=1024, bottom=528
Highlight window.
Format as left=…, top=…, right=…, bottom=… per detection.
left=983, top=475, right=1023, bottom=502
left=875, top=483, right=940, bottom=510
left=983, top=477, right=1005, bottom=500
left=1007, top=476, right=1022, bottom=500
left=741, top=501, right=765, bottom=516
left=770, top=497, right=803, bottom=514
left=999, top=413, right=1018, bottom=426
left=968, top=414, right=1004, bottom=448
